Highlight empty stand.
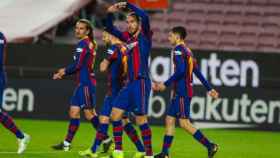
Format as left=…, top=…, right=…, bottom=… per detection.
left=148, top=0, right=280, bottom=52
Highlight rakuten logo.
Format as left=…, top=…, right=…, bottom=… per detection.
left=191, top=94, right=280, bottom=125
left=150, top=53, right=260, bottom=88
left=2, top=88, right=35, bottom=112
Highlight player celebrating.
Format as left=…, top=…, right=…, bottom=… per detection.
left=52, top=19, right=108, bottom=151
left=79, top=30, right=145, bottom=158
left=153, top=26, right=219, bottom=158
left=0, top=31, right=30, bottom=154
left=105, top=2, right=154, bottom=158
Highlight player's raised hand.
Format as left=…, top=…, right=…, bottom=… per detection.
left=107, top=4, right=120, bottom=13
left=116, top=2, right=127, bottom=9
left=208, top=89, right=219, bottom=99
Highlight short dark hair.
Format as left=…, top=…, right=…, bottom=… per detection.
left=127, top=12, right=140, bottom=22
left=171, top=26, right=187, bottom=39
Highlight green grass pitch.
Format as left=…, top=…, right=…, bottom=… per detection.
left=0, top=119, right=279, bottom=158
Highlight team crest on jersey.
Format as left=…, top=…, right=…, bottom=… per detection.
left=0, top=40, right=4, bottom=44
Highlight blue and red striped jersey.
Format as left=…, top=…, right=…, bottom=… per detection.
left=164, top=44, right=212, bottom=97
left=105, top=44, right=127, bottom=97
left=105, top=3, right=152, bottom=82
left=65, top=36, right=96, bottom=86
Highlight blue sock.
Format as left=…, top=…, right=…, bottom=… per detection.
left=91, top=123, right=109, bottom=152
left=193, top=130, right=212, bottom=149
left=91, top=115, right=99, bottom=129
left=124, top=123, right=145, bottom=152
left=162, top=135, right=174, bottom=155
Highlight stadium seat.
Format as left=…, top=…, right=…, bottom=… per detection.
left=229, top=0, right=247, bottom=5
left=248, top=0, right=268, bottom=6
left=212, top=0, right=231, bottom=4
left=268, top=0, right=280, bottom=6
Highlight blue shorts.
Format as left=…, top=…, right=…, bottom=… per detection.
left=70, top=85, right=96, bottom=109
left=100, top=96, right=115, bottom=117
left=100, top=95, right=132, bottom=117
left=113, top=79, right=151, bottom=115
left=167, top=96, right=191, bottom=119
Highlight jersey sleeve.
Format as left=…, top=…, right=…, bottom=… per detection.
left=65, top=41, right=88, bottom=75
left=105, top=13, right=129, bottom=42
left=164, top=50, right=186, bottom=87
left=193, top=59, right=212, bottom=91
left=127, top=2, right=151, bottom=38
left=105, top=46, right=118, bottom=62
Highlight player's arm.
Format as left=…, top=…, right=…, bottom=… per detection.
left=193, top=60, right=219, bottom=98
left=164, top=51, right=185, bottom=87
left=105, top=12, right=127, bottom=42
left=100, top=59, right=110, bottom=72
left=53, top=43, right=88, bottom=80
left=64, top=44, right=88, bottom=75
left=192, top=59, right=212, bottom=91
left=126, top=2, right=151, bottom=36
left=100, top=47, right=118, bottom=72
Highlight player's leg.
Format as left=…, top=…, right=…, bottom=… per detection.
left=83, top=86, right=100, bottom=130
left=122, top=116, right=145, bottom=158
left=84, top=108, right=99, bottom=130
left=155, top=98, right=177, bottom=158
left=135, top=115, right=153, bottom=158
left=133, top=79, right=153, bottom=158
left=111, top=107, right=125, bottom=149
left=0, top=83, right=30, bottom=154
left=179, top=119, right=218, bottom=158
left=79, top=115, right=111, bottom=158
left=55, top=106, right=81, bottom=151
left=52, top=86, right=82, bottom=151
left=0, top=111, right=30, bottom=154
left=110, top=86, right=130, bottom=158
left=178, top=97, right=219, bottom=158
left=79, top=96, right=114, bottom=157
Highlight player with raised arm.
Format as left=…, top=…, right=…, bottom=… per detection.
left=153, top=26, right=219, bottom=158
left=105, top=2, right=154, bottom=158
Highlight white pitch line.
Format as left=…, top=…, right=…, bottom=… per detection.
left=0, top=150, right=188, bottom=157
left=0, top=151, right=63, bottom=154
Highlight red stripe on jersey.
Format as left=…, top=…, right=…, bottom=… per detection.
left=132, top=42, right=140, bottom=79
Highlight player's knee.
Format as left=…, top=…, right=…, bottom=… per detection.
left=179, top=119, right=191, bottom=129
left=84, top=113, right=93, bottom=120
left=135, top=115, right=147, bottom=125
left=99, top=116, right=110, bottom=124
left=69, top=111, right=80, bottom=118
left=111, top=108, right=124, bottom=121
left=84, top=110, right=94, bottom=120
